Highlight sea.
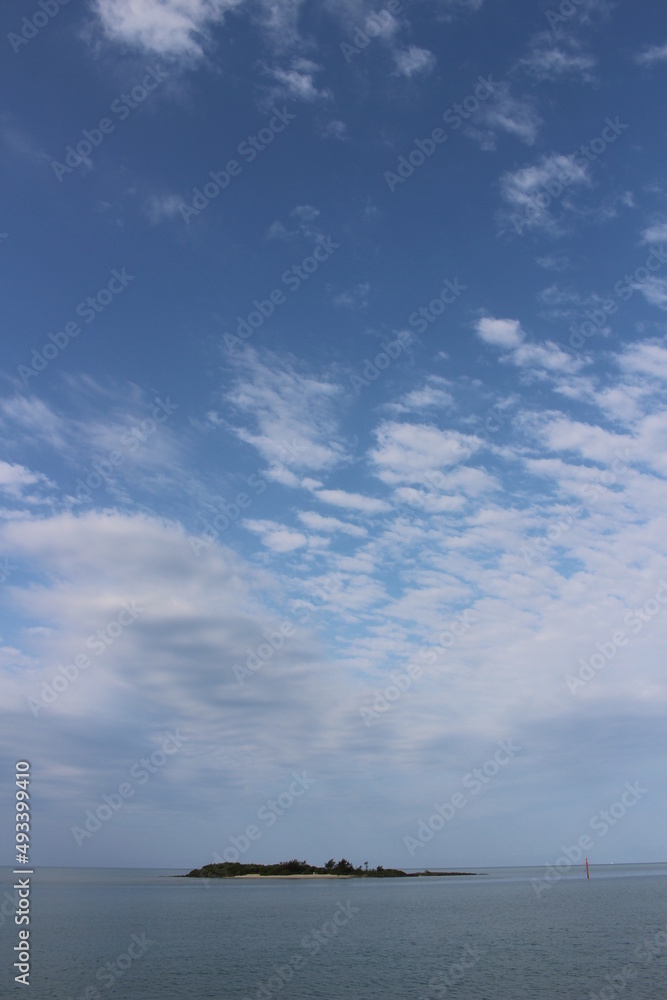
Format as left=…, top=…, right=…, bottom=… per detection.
left=1, top=863, right=666, bottom=999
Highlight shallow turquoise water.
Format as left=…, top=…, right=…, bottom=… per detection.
left=1, top=864, right=666, bottom=998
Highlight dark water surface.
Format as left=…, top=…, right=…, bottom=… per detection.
left=1, top=864, right=666, bottom=998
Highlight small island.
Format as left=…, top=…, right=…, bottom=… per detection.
left=183, top=858, right=476, bottom=878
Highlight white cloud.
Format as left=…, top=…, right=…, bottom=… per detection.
left=332, top=282, right=370, bottom=308
left=244, top=518, right=308, bottom=551
left=145, top=194, right=184, bottom=224
left=635, top=42, right=667, bottom=65
left=475, top=84, right=542, bottom=146
left=226, top=348, right=347, bottom=475
left=518, top=34, right=596, bottom=82
left=0, top=510, right=351, bottom=830
left=267, top=59, right=332, bottom=102
left=619, top=341, right=667, bottom=381
left=462, top=125, right=497, bottom=151
left=476, top=315, right=583, bottom=377
left=633, top=276, right=667, bottom=311
left=91, top=0, right=243, bottom=59
left=291, top=204, right=319, bottom=223
left=297, top=511, right=367, bottom=537
left=253, top=0, right=306, bottom=50
left=265, top=219, right=290, bottom=240
left=538, top=285, right=582, bottom=307
left=476, top=317, right=524, bottom=348
left=302, top=481, right=391, bottom=513
left=394, top=46, right=436, bottom=78
left=321, top=120, right=348, bottom=141
left=539, top=416, right=633, bottom=465
left=0, top=461, right=52, bottom=500
left=340, top=6, right=399, bottom=39
left=265, top=203, right=327, bottom=243
left=389, top=379, right=454, bottom=413
left=501, top=155, right=590, bottom=206
left=0, top=395, right=70, bottom=452
left=499, top=153, right=591, bottom=233
left=393, top=486, right=465, bottom=513
left=591, top=384, right=649, bottom=424
left=536, top=255, right=571, bottom=272
left=370, top=422, right=481, bottom=485
left=642, top=221, right=667, bottom=244
left=512, top=341, right=583, bottom=374
left=537, top=285, right=584, bottom=320
left=0, top=384, right=187, bottom=511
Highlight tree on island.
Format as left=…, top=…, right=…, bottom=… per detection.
left=281, top=859, right=309, bottom=874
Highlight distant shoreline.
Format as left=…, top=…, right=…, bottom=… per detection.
left=181, top=861, right=477, bottom=879
left=226, top=872, right=477, bottom=879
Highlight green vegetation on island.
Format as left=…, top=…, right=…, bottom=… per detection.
left=184, top=858, right=476, bottom=878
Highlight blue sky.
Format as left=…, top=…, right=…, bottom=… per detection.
left=1, top=0, right=667, bottom=870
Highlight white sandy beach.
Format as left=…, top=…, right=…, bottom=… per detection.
left=233, top=873, right=352, bottom=879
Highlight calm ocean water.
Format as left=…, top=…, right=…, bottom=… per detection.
left=1, top=864, right=666, bottom=998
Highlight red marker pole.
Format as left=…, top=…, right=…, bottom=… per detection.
left=585, top=858, right=590, bottom=879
